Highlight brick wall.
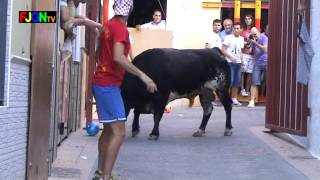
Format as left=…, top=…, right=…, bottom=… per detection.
left=0, top=0, right=30, bottom=179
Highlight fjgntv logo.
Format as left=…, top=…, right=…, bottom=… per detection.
left=19, top=11, right=56, bottom=23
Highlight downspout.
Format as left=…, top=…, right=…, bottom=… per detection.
left=309, top=0, right=320, bottom=159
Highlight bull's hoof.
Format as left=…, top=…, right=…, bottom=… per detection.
left=148, top=134, right=159, bottom=141
left=192, top=129, right=205, bottom=137
left=132, top=130, right=140, bottom=137
left=224, top=128, right=232, bottom=136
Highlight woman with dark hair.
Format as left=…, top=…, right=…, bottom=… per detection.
left=241, top=14, right=254, bottom=38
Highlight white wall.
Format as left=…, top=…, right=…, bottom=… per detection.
left=309, top=0, right=320, bottom=159
left=0, top=0, right=30, bottom=179
left=166, top=0, right=221, bottom=49
left=107, top=0, right=221, bottom=49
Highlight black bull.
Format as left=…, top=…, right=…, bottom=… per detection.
left=121, top=48, right=233, bottom=140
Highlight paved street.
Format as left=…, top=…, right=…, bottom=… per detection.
left=113, top=106, right=308, bottom=180
left=50, top=106, right=320, bottom=180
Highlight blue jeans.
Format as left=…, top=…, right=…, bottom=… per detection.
left=252, top=64, right=267, bottom=85
left=229, top=63, right=242, bottom=87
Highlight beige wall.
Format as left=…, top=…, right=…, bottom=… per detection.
left=11, top=0, right=31, bottom=59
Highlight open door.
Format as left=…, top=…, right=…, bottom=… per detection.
left=266, top=0, right=310, bottom=136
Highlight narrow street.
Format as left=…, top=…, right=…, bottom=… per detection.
left=50, top=106, right=320, bottom=180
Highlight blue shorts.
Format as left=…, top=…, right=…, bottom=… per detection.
left=229, top=63, right=242, bottom=87
left=92, top=85, right=126, bottom=124
left=252, top=64, right=267, bottom=85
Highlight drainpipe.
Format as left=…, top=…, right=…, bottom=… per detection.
left=234, top=0, right=241, bottom=23
left=103, top=0, right=109, bottom=24
left=255, top=0, right=261, bottom=31
left=309, top=0, right=320, bottom=159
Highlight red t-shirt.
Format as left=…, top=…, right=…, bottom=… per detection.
left=93, top=17, right=131, bottom=87
left=241, top=27, right=251, bottom=38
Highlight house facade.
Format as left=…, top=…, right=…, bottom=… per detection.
left=0, top=0, right=319, bottom=179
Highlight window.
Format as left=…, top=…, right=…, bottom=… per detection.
left=127, top=0, right=167, bottom=27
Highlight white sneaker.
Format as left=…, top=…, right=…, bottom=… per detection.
left=232, top=98, right=242, bottom=106
left=240, top=89, right=249, bottom=96
left=248, top=100, right=255, bottom=108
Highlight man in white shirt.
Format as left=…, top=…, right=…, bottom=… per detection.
left=221, top=22, right=244, bottom=106
left=205, top=19, right=222, bottom=49
left=136, top=9, right=166, bottom=30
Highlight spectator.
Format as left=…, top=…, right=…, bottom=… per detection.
left=247, top=25, right=269, bottom=108
left=241, top=14, right=254, bottom=38
left=240, top=37, right=254, bottom=97
left=221, top=22, right=244, bottom=106
left=205, top=19, right=222, bottom=49
left=136, top=9, right=166, bottom=30
left=220, top=18, right=233, bottom=42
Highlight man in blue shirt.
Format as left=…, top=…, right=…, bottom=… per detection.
left=220, top=18, right=233, bottom=42
left=247, top=25, right=269, bottom=108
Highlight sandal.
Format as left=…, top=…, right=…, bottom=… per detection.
left=107, top=176, right=117, bottom=180
left=92, top=170, right=103, bottom=180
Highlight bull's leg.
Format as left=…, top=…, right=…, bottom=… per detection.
left=148, top=109, right=165, bottom=141
left=148, top=94, right=169, bottom=141
left=193, top=89, right=214, bottom=137
left=132, top=109, right=141, bottom=137
left=217, top=90, right=233, bottom=136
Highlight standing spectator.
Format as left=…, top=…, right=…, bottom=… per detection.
left=136, top=9, right=166, bottom=30
left=239, top=14, right=254, bottom=97
left=221, top=22, right=244, bottom=106
left=240, top=37, right=254, bottom=96
left=220, top=18, right=233, bottom=42
left=241, top=14, right=254, bottom=38
left=92, top=0, right=157, bottom=179
left=248, top=25, right=269, bottom=108
left=205, top=19, right=222, bottom=49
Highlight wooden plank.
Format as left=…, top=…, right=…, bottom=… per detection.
left=85, top=0, right=98, bottom=124
left=80, top=49, right=88, bottom=127
left=27, top=0, right=56, bottom=178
